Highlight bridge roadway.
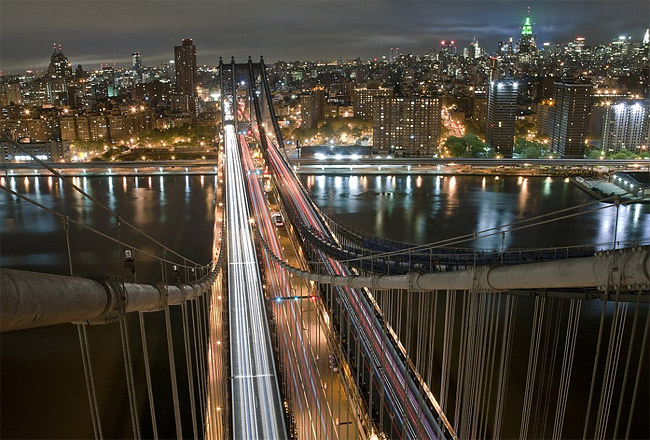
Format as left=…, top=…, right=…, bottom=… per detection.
left=223, top=102, right=287, bottom=439
left=264, top=130, right=451, bottom=439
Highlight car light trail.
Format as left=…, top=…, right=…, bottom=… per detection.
left=223, top=101, right=287, bottom=440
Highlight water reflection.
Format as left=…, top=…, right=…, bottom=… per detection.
left=301, top=174, right=650, bottom=249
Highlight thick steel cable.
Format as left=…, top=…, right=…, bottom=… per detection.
left=0, top=133, right=204, bottom=267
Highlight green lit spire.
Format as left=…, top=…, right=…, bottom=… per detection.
left=521, top=14, right=533, bottom=36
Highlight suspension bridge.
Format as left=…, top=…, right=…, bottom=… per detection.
left=1, top=57, right=649, bottom=440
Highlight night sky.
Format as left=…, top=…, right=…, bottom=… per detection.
left=1, top=0, right=648, bottom=72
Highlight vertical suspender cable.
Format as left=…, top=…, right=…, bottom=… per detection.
left=117, top=218, right=141, bottom=439
left=181, top=302, right=199, bottom=440
left=67, top=217, right=103, bottom=440
left=582, top=291, right=609, bottom=440
left=624, top=302, right=650, bottom=439
left=613, top=290, right=642, bottom=439
left=138, top=311, right=159, bottom=440
left=162, top=257, right=183, bottom=439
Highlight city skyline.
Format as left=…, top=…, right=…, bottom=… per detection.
left=1, top=0, right=649, bottom=72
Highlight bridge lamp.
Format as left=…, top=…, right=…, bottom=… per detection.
left=159, top=167, right=164, bottom=173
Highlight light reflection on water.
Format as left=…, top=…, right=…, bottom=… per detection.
left=0, top=175, right=218, bottom=439
left=301, top=174, right=650, bottom=250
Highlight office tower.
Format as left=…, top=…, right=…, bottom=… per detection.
left=132, top=52, right=143, bottom=83
left=353, top=82, right=393, bottom=119
left=486, top=78, right=518, bottom=157
left=469, top=38, right=481, bottom=59
left=549, top=80, right=592, bottom=158
left=372, top=96, right=442, bottom=157
left=174, top=39, right=197, bottom=113
left=601, top=100, right=650, bottom=153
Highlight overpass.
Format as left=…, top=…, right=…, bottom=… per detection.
left=1, top=57, right=649, bottom=440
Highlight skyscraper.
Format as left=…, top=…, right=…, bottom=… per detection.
left=517, top=10, right=537, bottom=55
left=174, top=39, right=197, bottom=113
left=486, top=78, right=518, bottom=157
left=46, top=43, right=72, bottom=79
left=601, top=100, right=650, bottom=153
left=132, top=52, right=143, bottom=83
left=372, top=96, right=442, bottom=157
left=549, top=80, right=593, bottom=158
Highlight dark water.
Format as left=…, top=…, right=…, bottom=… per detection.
left=1, top=174, right=217, bottom=439
left=1, top=173, right=649, bottom=438
left=301, top=174, right=650, bottom=249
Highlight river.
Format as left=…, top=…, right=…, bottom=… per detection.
left=1, top=173, right=648, bottom=438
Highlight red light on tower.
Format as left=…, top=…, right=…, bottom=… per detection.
left=441, top=40, right=446, bottom=45
left=451, top=40, right=455, bottom=45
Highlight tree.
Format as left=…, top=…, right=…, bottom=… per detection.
left=515, top=118, right=536, bottom=137
left=514, top=138, right=549, bottom=158
left=444, top=134, right=491, bottom=158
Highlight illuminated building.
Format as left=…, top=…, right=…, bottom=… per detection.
left=372, top=96, right=441, bottom=157
left=174, top=39, right=197, bottom=114
left=601, top=100, right=650, bottom=153
left=486, top=78, right=518, bottom=157
left=300, top=86, right=325, bottom=128
left=517, top=10, right=537, bottom=56
left=132, top=52, right=143, bottom=83
left=549, top=80, right=592, bottom=158
left=46, top=43, right=72, bottom=79
left=353, top=82, right=393, bottom=119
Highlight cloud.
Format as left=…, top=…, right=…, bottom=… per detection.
left=1, top=0, right=648, bottom=72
